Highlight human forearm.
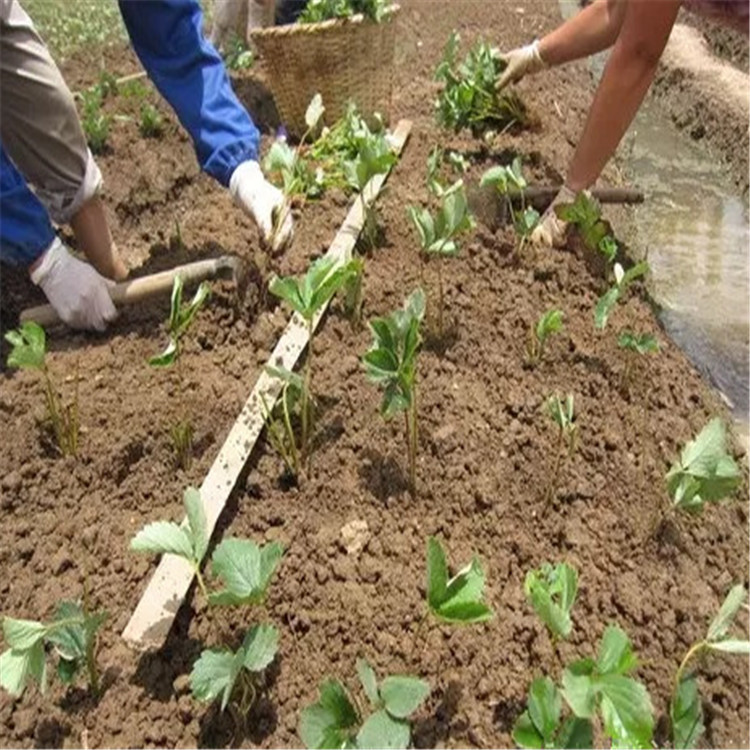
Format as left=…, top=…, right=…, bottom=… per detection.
left=539, top=0, right=626, bottom=66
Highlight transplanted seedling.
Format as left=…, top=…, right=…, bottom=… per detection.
left=362, top=289, right=425, bottom=496
left=299, top=0, right=391, bottom=23
left=556, top=191, right=618, bottom=269
left=594, top=261, right=649, bottom=330
left=299, top=658, right=430, bottom=749
left=0, top=597, right=107, bottom=699
left=561, top=625, right=655, bottom=748
left=426, top=537, right=493, bottom=624
left=670, top=584, right=750, bottom=749
left=527, top=309, right=563, bottom=367
left=618, top=330, right=659, bottom=388
left=407, top=179, right=475, bottom=338
left=5, top=321, right=79, bottom=456
left=268, top=255, right=357, bottom=473
left=343, top=256, right=366, bottom=329
left=79, top=85, right=112, bottom=154
left=665, top=417, right=741, bottom=514
left=435, top=31, right=527, bottom=136
left=139, top=102, right=164, bottom=138
left=191, top=622, right=279, bottom=722
left=426, top=145, right=468, bottom=197
left=524, top=562, right=578, bottom=640
left=149, top=275, right=210, bottom=469
left=513, top=677, right=593, bottom=749
left=545, top=394, right=578, bottom=503
left=480, top=157, right=539, bottom=253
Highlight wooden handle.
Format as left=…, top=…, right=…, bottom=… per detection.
left=511, top=186, right=644, bottom=206
left=20, top=256, right=236, bottom=328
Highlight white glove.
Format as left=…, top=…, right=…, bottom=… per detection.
left=496, top=40, right=548, bottom=92
left=30, top=236, right=117, bottom=331
left=229, top=160, right=293, bottom=254
left=530, top=185, right=578, bottom=249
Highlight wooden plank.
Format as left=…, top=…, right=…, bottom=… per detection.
left=123, top=120, right=413, bottom=650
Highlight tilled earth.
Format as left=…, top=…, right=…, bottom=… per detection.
left=0, top=2, right=748, bottom=748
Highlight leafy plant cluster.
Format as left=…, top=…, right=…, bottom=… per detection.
left=298, top=0, right=392, bottom=24
left=435, top=32, right=528, bottom=136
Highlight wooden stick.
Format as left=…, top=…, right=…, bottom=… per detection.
left=19, top=256, right=241, bottom=328
left=122, top=119, right=413, bottom=651
left=512, top=185, right=644, bottom=207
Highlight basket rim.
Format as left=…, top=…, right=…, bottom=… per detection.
left=249, top=3, right=400, bottom=38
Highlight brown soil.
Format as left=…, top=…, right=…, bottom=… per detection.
left=1, top=2, right=748, bottom=748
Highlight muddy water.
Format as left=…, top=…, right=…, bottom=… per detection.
left=559, top=0, right=749, bottom=435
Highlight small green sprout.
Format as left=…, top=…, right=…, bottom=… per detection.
left=149, top=276, right=210, bottom=469
left=618, top=330, right=659, bottom=387
left=344, top=127, right=397, bottom=251
left=524, top=562, right=578, bottom=640
left=407, top=179, right=475, bottom=338
left=426, top=146, right=469, bottom=196
left=262, top=366, right=304, bottom=477
left=556, top=192, right=617, bottom=265
left=299, top=0, right=391, bottom=23
left=561, top=625, right=654, bottom=748
left=79, top=86, right=112, bottom=154
left=594, top=261, right=649, bottom=330
left=191, top=623, right=278, bottom=718
left=545, top=394, right=578, bottom=503
left=671, top=584, right=750, bottom=749
left=268, top=256, right=358, bottom=472
left=0, top=598, right=106, bottom=699
left=299, top=659, right=430, bottom=750
left=139, top=102, right=164, bottom=138
left=343, top=256, right=366, bottom=328
left=426, top=537, right=493, bottom=624
left=666, top=417, right=741, bottom=514
left=513, top=677, right=593, bottom=750
left=527, top=309, right=563, bottom=366
left=96, top=70, right=119, bottom=98
left=5, top=321, right=79, bottom=456
left=362, top=289, right=425, bottom=496
left=223, top=34, right=254, bottom=70
left=435, top=32, right=528, bottom=136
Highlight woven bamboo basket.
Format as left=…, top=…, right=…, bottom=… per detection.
left=250, top=5, right=399, bottom=138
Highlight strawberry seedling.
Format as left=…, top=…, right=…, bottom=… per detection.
left=343, top=256, right=366, bottom=329
left=139, top=102, right=164, bottom=138
left=299, top=0, right=391, bottom=23
left=594, top=261, right=649, bottom=330
left=618, top=330, right=659, bottom=388
left=1, top=597, right=107, bottom=699
left=223, top=34, right=254, bottom=70
left=513, top=677, right=593, bottom=749
left=526, top=309, right=563, bottom=367
left=149, top=276, right=210, bottom=469
left=5, top=321, right=79, bottom=456
left=556, top=191, right=618, bottom=269
left=425, top=537, right=493, bottom=624
left=79, top=85, right=112, bottom=154
left=299, top=658, right=430, bottom=749
left=426, top=145, right=468, bottom=197
left=524, top=562, right=578, bottom=640
left=407, top=179, right=475, bottom=338
left=545, top=393, right=578, bottom=503
left=268, top=256, right=358, bottom=472
left=666, top=417, right=741, bottom=514
left=671, top=584, right=749, bottom=749
left=435, top=32, right=527, bottom=136
left=362, top=289, right=425, bottom=496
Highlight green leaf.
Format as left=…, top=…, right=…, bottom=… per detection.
left=130, top=520, right=195, bottom=561
left=183, top=486, right=208, bottom=562
left=190, top=647, right=241, bottom=710
left=524, top=562, right=577, bottom=639
left=46, top=601, right=87, bottom=662
left=426, top=537, right=449, bottom=610
left=380, top=676, right=430, bottom=719
left=594, top=287, right=620, bottom=330
left=57, top=657, right=79, bottom=684
left=0, top=641, right=46, bottom=697
left=168, top=273, right=184, bottom=331
left=306, top=93, right=325, bottom=131
left=241, top=623, right=279, bottom=672
left=527, top=677, right=561, bottom=745
left=175, top=281, right=210, bottom=337
left=208, top=538, right=283, bottom=607
left=356, top=658, right=380, bottom=706
left=598, top=675, right=654, bottom=749
left=557, top=717, right=594, bottom=749
left=512, top=711, right=544, bottom=749
left=148, top=337, right=178, bottom=368
left=5, top=322, right=46, bottom=370
left=619, top=261, right=649, bottom=291
left=2, top=618, right=47, bottom=650
left=707, top=584, right=747, bottom=641
left=300, top=679, right=360, bottom=748
left=561, top=662, right=596, bottom=718
left=671, top=676, right=704, bottom=749
left=707, top=639, right=750, bottom=654
left=597, top=625, right=638, bottom=675
left=270, top=275, right=305, bottom=316
left=356, top=709, right=410, bottom=750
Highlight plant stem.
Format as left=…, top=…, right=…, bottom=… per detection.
left=407, top=384, right=419, bottom=497
left=436, top=261, right=445, bottom=340
left=301, top=318, right=314, bottom=466
left=194, top=567, right=208, bottom=600
left=546, top=429, right=564, bottom=504
left=81, top=572, right=100, bottom=698
left=673, top=641, right=706, bottom=699
left=282, top=386, right=300, bottom=476
left=42, top=365, right=63, bottom=454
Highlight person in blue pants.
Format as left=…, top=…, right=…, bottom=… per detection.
left=0, top=0, right=291, bottom=331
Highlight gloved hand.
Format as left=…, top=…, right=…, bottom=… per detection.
left=30, top=236, right=117, bottom=331
left=496, top=40, right=548, bottom=92
left=530, top=185, right=578, bottom=248
left=230, top=160, right=293, bottom=254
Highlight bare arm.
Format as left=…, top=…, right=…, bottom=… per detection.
left=566, top=0, right=681, bottom=190
left=539, top=0, right=628, bottom=66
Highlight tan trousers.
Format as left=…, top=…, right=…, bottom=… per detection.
left=0, top=0, right=101, bottom=223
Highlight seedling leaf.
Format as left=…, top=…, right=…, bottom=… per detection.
left=707, top=639, right=750, bottom=653
left=597, top=625, right=638, bottom=675
left=241, top=623, right=280, bottom=671
left=5, top=322, right=45, bottom=370
left=183, top=486, right=208, bottom=562
left=306, top=93, right=325, bottom=131
left=130, top=520, right=194, bottom=560
left=557, top=717, right=595, bottom=748
left=670, top=676, right=704, bottom=750
left=357, top=658, right=380, bottom=706
left=190, top=647, right=240, bottom=710
left=300, top=679, right=359, bottom=749
left=524, top=562, right=578, bottom=639
left=357, top=709, right=410, bottom=749
left=707, top=584, right=747, bottom=641
left=561, top=663, right=596, bottom=719
left=598, top=675, right=654, bottom=749
left=527, top=676, right=562, bottom=744
left=2, top=618, right=47, bottom=650
left=0, top=641, right=46, bottom=697
left=512, top=711, right=544, bottom=749
left=380, top=675, right=430, bottom=718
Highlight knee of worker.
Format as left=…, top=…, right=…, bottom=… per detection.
left=36, top=148, right=103, bottom=226
left=210, top=0, right=248, bottom=50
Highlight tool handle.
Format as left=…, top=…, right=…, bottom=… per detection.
left=511, top=186, right=644, bottom=206
left=19, top=257, right=230, bottom=328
